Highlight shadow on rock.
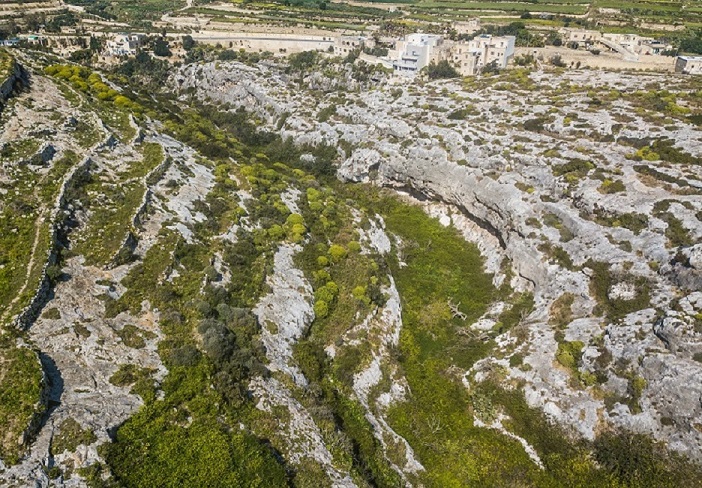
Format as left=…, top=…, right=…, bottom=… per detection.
left=39, top=352, right=63, bottom=413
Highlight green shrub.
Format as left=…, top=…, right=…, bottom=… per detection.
left=347, top=241, right=361, bottom=253
left=599, top=179, right=626, bottom=194
left=524, top=117, right=548, bottom=133
left=556, top=341, right=584, bottom=370
left=0, top=344, right=44, bottom=464
left=314, top=285, right=336, bottom=303
left=314, top=299, right=329, bottom=318
left=43, top=307, right=61, bottom=320
left=509, top=353, right=524, bottom=367
left=352, top=285, right=368, bottom=302
left=328, top=244, right=348, bottom=262
left=543, top=213, right=574, bottom=242
left=110, top=364, right=154, bottom=388
left=115, top=324, right=152, bottom=349
left=447, top=107, right=477, bottom=120
left=552, top=158, right=595, bottom=177
left=317, top=104, right=337, bottom=123
left=661, top=213, right=693, bottom=247
left=494, top=292, right=534, bottom=334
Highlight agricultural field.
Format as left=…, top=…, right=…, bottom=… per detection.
left=149, top=0, right=702, bottom=44
left=63, top=0, right=187, bottom=24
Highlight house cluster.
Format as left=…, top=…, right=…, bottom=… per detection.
left=559, top=28, right=671, bottom=58
left=338, top=31, right=515, bottom=77
left=105, top=33, right=144, bottom=57
left=0, top=34, right=45, bottom=47
left=390, top=33, right=515, bottom=76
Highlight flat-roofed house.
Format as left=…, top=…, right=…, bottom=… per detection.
left=675, top=56, right=702, bottom=75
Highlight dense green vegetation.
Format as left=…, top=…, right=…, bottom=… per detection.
left=102, top=224, right=289, bottom=486
left=65, top=0, right=186, bottom=25
left=0, top=339, right=44, bottom=464
left=425, top=59, right=460, bottom=79
left=45, top=65, right=143, bottom=117
left=370, top=195, right=535, bottom=486
left=0, top=151, right=79, bottom=320
left=0, top=66, right=102, bottom=463
left=144, top=0, right=693, bottom=45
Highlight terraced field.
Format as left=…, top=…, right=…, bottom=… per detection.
left=159, top=0, right=702, bottom=40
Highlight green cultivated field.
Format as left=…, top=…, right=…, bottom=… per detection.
left=191, top=0, right=702, bottom=33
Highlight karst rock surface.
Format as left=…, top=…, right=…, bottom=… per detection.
left=174, top=60, right=702, bottom=459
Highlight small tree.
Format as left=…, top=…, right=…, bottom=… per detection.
left=481, top=60, right=500, bottom=75
left=514, top=54, right=536, bottom=67
left=182, top=35, right=195, bottom=51
left=89, top=36, right=102, bottom=52
left=288, top=50, right=319, bottom=72
left=153, top=38, right=171, bottom=57
left=46, top=264, right=63, bottom=283
left=425, top=60, right=460, bottom=80
left=547, top=32, right=563, bottom=46
left=550, top=54, right=567, bottom=68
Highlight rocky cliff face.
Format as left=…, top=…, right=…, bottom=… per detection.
left=0, top=56, right=24, bottom=103
left=173, top=60, right=702, bottom=460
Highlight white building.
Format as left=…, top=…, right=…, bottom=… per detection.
left=451, top=34, right=515, bottom=75
left=391, top=33, right=444, bottom=76
left=641, top=40, right=669, bottom=55
left=333, top=36, right=371, bottom=56
left=19, top=34, right=45, bottom=45
left=559, top=28, right=601, bottom=44
left=559, top=28, right=670, bottom=58
left=105, top=33, right=143, bottom=57
left=454, top=19, right=481, bottom=36
left=389, top=33, right=515, bottom=77
left=470, top=34, right=514, bottom=71
left=675, top=56, right=702, bottom=75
